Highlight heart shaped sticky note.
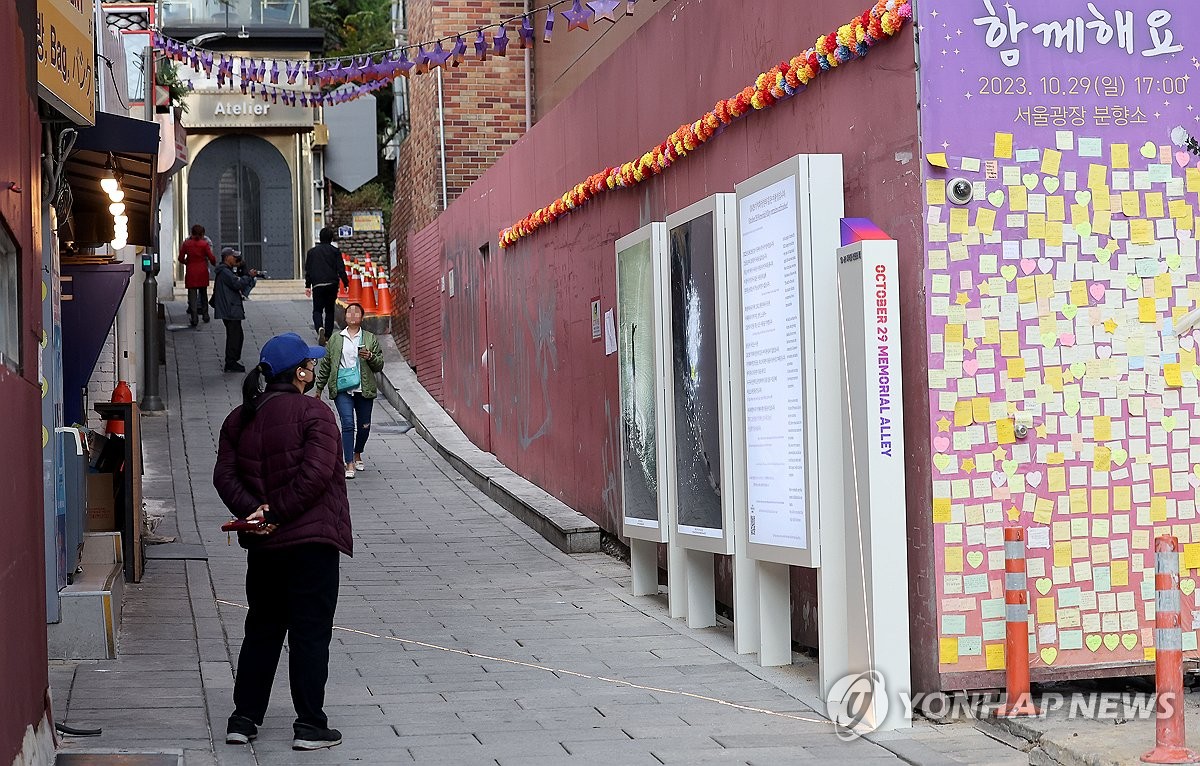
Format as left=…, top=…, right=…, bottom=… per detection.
left=1075, top=222, right=1093, bottom=238
left=1001, top=265, right=1017, bottom=281
left=1178, top=151, right=1192, bottom=168
left=1104, top=634, right=1120, bottom=651
left=1026, top=470, right=1044, bottom=488
left=1020, top=258, right=1037, bottom=275
left=1038, top=258, right=1053, bottom=274
left=1168, top=253, right=1182, bottom=270
left=1086, top=635, right=1103, bottom=652
left=1126, top=274, right=1142, bottom=291
left=1062, top=305, right=1078, bottom=320
left=934, top=435, right=950, bottom=452
left=1035, top=577, right=1053, bottom=595
left=934, top=454, right=952, bottom=471
left=1075, top=190, right=1092, bottom=206
left=988, top=189, right=1006, bottom=207
left=1023, top=173, right=1039, bottom=190
left=1040, top=647, right=1058, bottom=665
left=963, top=358, right=979, bottom=375
left=1097, top=345, right=1112, bottom=359
left=1122, top=634, right=1139, bottom=650
left=1163, top=415, right=1177, bottom=431
left=1044, top=177, right=1060, bottom=194
left=1182, top=579, right=1196, bottom=596
left=1065, top=398, right=1081, bottom=416
left=1140, top=141, right=1158, bottom=159
left=991, top=471, right=1007, bottom=488
left=1041, top=331, right=1057, bottom=348
left=1096, top=247, right=1113, bottom=265
left=1112, top=448, right=1129, bottom=466
left=1070, top=362, right=1086, bottom=378
left=1089, top=283, right=1105, bottom=302
left=967, top=551, right=984, bottom=569
left=1060, top=333, right=1076, bottom=347
left=1003, top=459, right=1019, bottom=476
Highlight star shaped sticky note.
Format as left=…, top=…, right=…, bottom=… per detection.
left=955, top=291, right=969, bottom=306
left=979, top=282, right=991, bottom=296
left=937, top=416, right=951, bottom=432
left=563, top=0, right=595, bottom=31
left=961, top=457, right=976, bottom=474
left=992, top=446, right=1008, bottom=461
left=1104, top=319, right=1118, bottom=333
left=1035, top=424, right=1048, bottom=439
left=1006, top=506, right=1021, bottom=521
left=963, top=338, right=978, bottom=352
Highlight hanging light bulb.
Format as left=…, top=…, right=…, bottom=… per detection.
left=113, top=214, right=128, bottom=226
left=113, top=221, right=128, bottom=236
left=111, top=238, right=127, bottom=250
left=100, top=175, right=119, bottom=194
left=108, top=188, right=125, bottom=203
left=109, top=201, right=126, bottom=216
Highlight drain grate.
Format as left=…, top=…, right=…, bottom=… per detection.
left=56, top=753, right=182, bottom=766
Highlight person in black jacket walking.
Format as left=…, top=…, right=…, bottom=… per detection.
left=304, top=227, right=350, bottom=346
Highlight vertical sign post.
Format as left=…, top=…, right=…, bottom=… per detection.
left=836, top=223, right=910, bottom=732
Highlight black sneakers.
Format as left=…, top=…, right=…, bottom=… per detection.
left=225, top=715, right=257, bottom=745
left=293, top=724, right=342, bottom=751
left=317, top=327, right=327, bottom=347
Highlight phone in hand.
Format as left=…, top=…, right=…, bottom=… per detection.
left=222, top=518, right=267, bottom=533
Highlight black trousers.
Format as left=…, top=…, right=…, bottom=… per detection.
left=311, top=284, right=338, bottom=336
left=186, top=287, right=209, bottom=322
left=223, top=319, right=244, bottom=368
left=232, top=544, right=340, bottom=730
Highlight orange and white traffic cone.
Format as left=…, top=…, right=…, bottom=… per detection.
left=998, top=527, right=1038, bottom=717
left=348, top=261, right=363, bottom=304
left=106, top=381, right=133, bottom=436
left=359, top=256, right=378, bottom=314
left=1142, top=535, right=1199, bottom=764
left=375, top=265, right=394, bottom=316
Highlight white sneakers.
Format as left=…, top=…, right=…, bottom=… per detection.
left=344, top=464, right=355, bottom=480
left=354, top=458, right=365, bottom=471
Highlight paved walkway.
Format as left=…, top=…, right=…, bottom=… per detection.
left=52, top=298, right=1027, bottom=766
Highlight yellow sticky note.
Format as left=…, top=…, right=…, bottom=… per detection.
left=940, top=637, right=959, bottom=665
left=1034, top=498, right=1054, bottom=525
left=1054, top=541, right=1073, bottom=568
left=1114, top=485, right=1131, bottom=511
left=1155, top=273, right=1172, bottom=299
left=1154, top=467, right=1171, bottom=494
left=1047, top=195, right=1065, bottom=222
left=1146, top=193, right=1165, bottom=219
left=994, top=132, right=1014, bottom=159
left=954, top=400, right=974, bottom=427
left=949, top=207, right=970, bottom=234
left=1094, top=416, right=1112, bottom=441
left=1006, top=358, right=1026, bottom=380
left=1094, top=446, right=1112, bottom=472
left=1166, top=363, right=1183, bottom=388
left=1070, top=488, right=1088, bottom=514
left=1016, top=276, right=1036, bottom=303
left=1094, top=210, right=1111, bottom=235
left=1140, top=297, right=1157, bottom=323
left=1112, top=143, right=1130, bottom=169
left=1009, top=185, right=1028, bottom=211
left=1070, top=281, right=1088, bottom=307
left=1042, top=149, right=1062, bottom=176
left=1187, top=167, right=1200, bottom=193
left=1089, top=164, right=1108, bottom=190
left=986, top=643, right=1005, bottom=670
left=945, top=546, right=964, bottom=572
left=1111, top=560, right=1129, bottom=587
left=1185, top=544, right=1200, bottom=571
left=997, top=418, right=1016, bottom=444
left=1000, top=331, right=1019, bottom=358
left=1151, top=496, right=1168, bottom=522
left=927, top=152, right=950, bottom=168
left=1091, top=489, right=1109, bottom=515
left=1171, top=199, right=1194, bottom=220
left=1045, top=366, right=1064, bottom=392
left=1131, top=219, right=1154, bottom=245
left=1049, top=466, right=1066, bottom=493
left=1045, top=221, right=1064, bottom=247
left=973, top=397, right=992, bottom=423
left=933, top=498, right=952, bottom=523
left=926, top=179, right=946, bottom=206
left=1037, top=597, right=1055, bottom=624
left=945, top=323, right=965, bottom=345
left=1028, top=214, right=1047, bottom=240
left=976, top=207, right=997, bottom=235
left=1122, top=191, right=1142, bottom=218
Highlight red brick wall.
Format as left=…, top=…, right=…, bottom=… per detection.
left=0, top=0, right=50, bottom=762
left=389, top=0, right=528, bottom=357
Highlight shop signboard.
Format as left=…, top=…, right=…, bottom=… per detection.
left=37, top=0, right=96, bottom=126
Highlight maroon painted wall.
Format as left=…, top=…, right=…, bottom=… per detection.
left=0, top=0, right=51, bottom=761
left=410, top=0, right=932, bottom=674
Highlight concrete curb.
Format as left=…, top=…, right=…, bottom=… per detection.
left=373, top=334, right=601, bottom=555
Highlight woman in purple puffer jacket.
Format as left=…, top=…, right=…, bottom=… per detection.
left=213, top=331, right=352, bottom=752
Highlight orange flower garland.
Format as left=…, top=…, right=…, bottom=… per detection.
left=498, top=0, right=912, bottom=248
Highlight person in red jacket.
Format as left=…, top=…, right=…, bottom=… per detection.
left=213, top=332, right=352, bottom=751
left=179, top=224, right=216, bottom=327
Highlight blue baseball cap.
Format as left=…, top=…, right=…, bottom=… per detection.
left=259, top=332, right=325, bottom=375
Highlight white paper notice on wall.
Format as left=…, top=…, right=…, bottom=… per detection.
left=604, top=309, right=617, bottom=355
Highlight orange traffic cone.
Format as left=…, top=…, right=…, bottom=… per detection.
left=338, top=254, right=351, bottom=301
left=376, top=265, right=394, bottom=316
left=106, top=381, right=132, bottom=435
left=360, top=256, right=378, bottom=314
left=348, top=261, right=363, bottom=304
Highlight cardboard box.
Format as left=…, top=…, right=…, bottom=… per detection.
left=85, top=473, right=116, bottom=532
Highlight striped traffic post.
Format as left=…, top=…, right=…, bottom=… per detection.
left=1142, top=535, right=1199, bottom=764
left=998, top=527, right=1038, bottom=717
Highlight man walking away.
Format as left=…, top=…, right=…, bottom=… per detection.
left=305, top=227, right=349, bottom=346
left=180, top=224, right=216, bottom=327
left=213, top=247, right=259, bottom=372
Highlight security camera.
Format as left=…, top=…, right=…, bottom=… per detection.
left=947, top=178, right=974, bottom=206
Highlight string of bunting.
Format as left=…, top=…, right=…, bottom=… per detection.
left=497, top=0, right=912, bottom=248
left=152, top=0, right=650, bottom=106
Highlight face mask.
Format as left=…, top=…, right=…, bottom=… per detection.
left=303, top=378, right=316, bottom=394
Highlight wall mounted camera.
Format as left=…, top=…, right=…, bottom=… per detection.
left=947, top=177, right=974, bottom=206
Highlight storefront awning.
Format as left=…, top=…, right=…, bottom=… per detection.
left=63, top=112, right=161, bottom=248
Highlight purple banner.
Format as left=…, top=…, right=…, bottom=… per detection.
left=919, top=1, right=1199, bottom=677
